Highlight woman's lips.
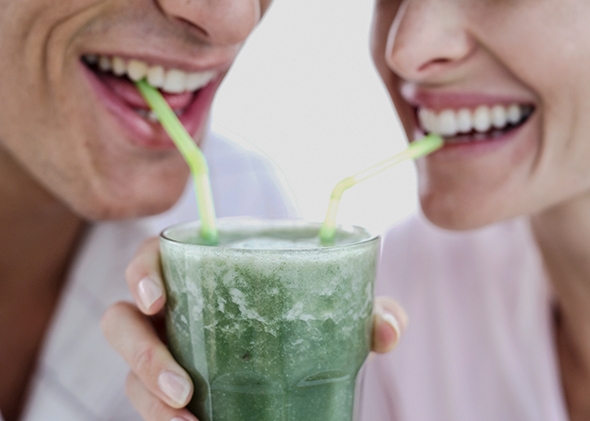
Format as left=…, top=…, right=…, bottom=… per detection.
left=412, top=111, right=535, bottom=161
left=406, top=97, right=536, bottom=161
left=81, top=61, right=221, bottom=149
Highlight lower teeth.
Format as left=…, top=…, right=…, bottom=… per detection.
left=134, top=109, right=159, bottom=122
left=443, top=128, right=511, bottom=144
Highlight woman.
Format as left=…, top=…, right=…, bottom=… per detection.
left=359, top=0, right=590, bottom=420
left=105, top=0, right=590, bottom=419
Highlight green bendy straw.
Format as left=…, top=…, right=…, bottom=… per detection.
left=319, top=134, right=444, bottom=245
left=136, top=80, right=218, bottom=245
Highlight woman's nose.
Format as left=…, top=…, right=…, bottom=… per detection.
left=157, top=0, right=262, bottom=46
left=385, top=0, right=475, bottom=81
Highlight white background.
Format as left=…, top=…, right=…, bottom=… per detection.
left=211, top=0, right=418, bottom=235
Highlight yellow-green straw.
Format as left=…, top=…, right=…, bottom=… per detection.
left=319, top=134, right=443, bottom=245
left=136, top=80, right=218, bottom=245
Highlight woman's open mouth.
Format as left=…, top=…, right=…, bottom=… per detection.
left=81, top=54, right=221, bottom=149
left=417, top=103, right=534, bottom=144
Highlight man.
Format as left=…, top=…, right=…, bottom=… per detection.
left=0, top=0, right=404, bottom=419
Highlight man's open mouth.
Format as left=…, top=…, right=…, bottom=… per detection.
left=83, top=54, right=218, bottom=118
left=81, top=54, right=221, bottom=147
left=417, top=103, right=534, bottom=143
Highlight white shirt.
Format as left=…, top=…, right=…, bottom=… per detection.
left=8, top=132, right=296, bottom=421
left=357, top=215, right=569, bottom=421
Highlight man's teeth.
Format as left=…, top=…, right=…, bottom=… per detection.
left=133, top=108, right=186, bottom=120
left=418, top=104, right=530, bottom=137
left=135, top=109, right=160, bottom=121
left=83, top=54, right=217, bottom=94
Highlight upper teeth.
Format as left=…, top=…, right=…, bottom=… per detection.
left=418, top=104, right=528, bottom=137
left=83, top=55, right=217, bottom=94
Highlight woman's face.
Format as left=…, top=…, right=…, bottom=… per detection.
left=372, top=0, right=590, bottom=230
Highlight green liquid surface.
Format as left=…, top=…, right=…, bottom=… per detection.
left=161, top=222, right=379, bottom=421
left=172, top=225, right=367, bottom=249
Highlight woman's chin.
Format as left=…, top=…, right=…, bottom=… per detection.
left=419, top=196, right=504, bottom=232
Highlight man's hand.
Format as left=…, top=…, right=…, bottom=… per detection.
left=101, top=237, right=407, bottom=421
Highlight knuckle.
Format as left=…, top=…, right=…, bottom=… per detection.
left=133, top=343, right=158, bottom=374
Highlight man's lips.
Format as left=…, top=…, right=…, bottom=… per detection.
left=81, top=61, right=221, bottom=149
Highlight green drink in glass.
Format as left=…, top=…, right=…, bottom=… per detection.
left=160, top=218, right=379, bottom=421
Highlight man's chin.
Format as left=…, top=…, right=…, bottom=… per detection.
left=68, top=194, right=184, bottom=222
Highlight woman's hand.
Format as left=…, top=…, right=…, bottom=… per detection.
left=101, top=237, right=408, bottom=421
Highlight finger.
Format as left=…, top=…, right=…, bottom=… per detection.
left=126, top=237, right=166, bottom=315
left=126, top=372, right=199, bottom=421
left=371, top=296, right=408, bottom=354
left=101, top=302, right=193, bottom=408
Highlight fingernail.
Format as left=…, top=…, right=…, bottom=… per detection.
left=382, top=312, right=402, bottom=346
left=138, top=277, right=163, bottom=310
left=158, top=370, right=191, bottom=406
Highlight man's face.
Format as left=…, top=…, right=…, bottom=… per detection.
left=0, top=0, right=271, bottom=220
left=372, top=0, right=590, bottom=230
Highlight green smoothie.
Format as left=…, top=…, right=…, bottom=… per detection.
left=160, top=219, right=379, bottom=421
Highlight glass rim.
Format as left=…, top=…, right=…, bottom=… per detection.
left=160, top=217, right=380, bottom=252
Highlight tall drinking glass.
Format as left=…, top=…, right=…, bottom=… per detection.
left=160, top=218, right=379, bottom=421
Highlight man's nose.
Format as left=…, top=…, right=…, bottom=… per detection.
left=157, top=0, right=262, bottom=46
left=385, top=0, right=475, bottom=81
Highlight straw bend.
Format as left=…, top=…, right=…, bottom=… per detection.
left=136, top=80, right=218, bottom=244
left=319, top=135, right=443, bottom=245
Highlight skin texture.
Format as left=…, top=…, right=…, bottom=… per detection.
left=372, top=0, right=590, bottom=418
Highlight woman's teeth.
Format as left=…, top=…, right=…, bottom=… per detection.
left=83, top=54, right=217, bottom=94
left=418, top=104, right=533, bottom=138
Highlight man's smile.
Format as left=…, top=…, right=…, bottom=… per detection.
left=81, top=53, right=224, bottom=149
left=85, top=54, right=218, bottom=94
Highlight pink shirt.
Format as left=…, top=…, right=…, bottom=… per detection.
left=357, top=215, right=569, bottom=421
